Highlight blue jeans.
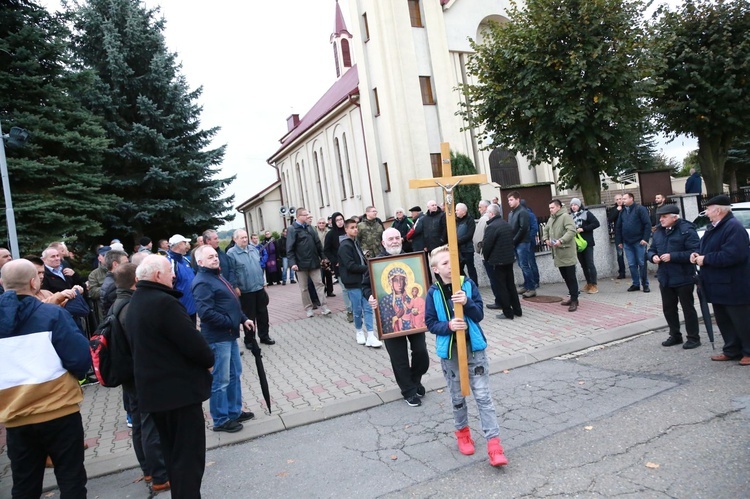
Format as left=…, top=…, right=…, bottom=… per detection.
left=209, top=340, right=243, bottom=427
left=515, top=242, right=537, bottom=290
left=339, top=281, right=352, bottom=313
left=347, top=287, right=373, bottom=331
left=441, top=349, right=499, bottom=439
left=623, top=243, right=649, bottom=287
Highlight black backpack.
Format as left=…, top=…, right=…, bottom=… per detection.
left=89, top=298, right=133, bottom=387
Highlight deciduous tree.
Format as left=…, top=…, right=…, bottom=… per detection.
left=461, top=0, right=650, bottom=205
left=649, top=0, right=750, bottom=195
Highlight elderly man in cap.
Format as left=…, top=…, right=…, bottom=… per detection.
left=648, top=204, right=701, bottom=349
left=166, top=234, right=197, bottom=324
left=690, top=195, right=750, bottom=365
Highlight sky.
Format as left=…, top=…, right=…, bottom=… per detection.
left=41, top=0, right=696, bottom=228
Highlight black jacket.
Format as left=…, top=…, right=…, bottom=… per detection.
left=410, top=213, right=426, bottom=252
left=572, top=209, right=601, bottom=247
left=508, top=206, right=530, bottom=246
left=128, top=280, right=214, bottom=413
left=323, top=212, right=347, bottom=275
left=456, top=214, right=476, bottom=254
left=286, top=221, right=324, bottom=270
left=422, top=208, right=448, bottom=252
left=100, top=272, right=116, bottom=315
left=482, top=216, right=515, bottom=266
left=338, top=237, right=369, bottom=289
left=42, top=267, right=85, bottom=294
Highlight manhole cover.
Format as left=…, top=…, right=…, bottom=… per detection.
left=523, top=295, right=563, bottom=303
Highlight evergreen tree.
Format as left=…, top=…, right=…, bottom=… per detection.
left=1, top=0, right=115, bottom=253
left=451, top=152, right=481, bottom=219
left=726, top=135, right=750, bottom=192
left=460, top=0, right=650, bottom=205
left=66, top=0, right=234, bottom=245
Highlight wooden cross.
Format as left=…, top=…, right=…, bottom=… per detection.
left=409, top=142, right=487, bottom=396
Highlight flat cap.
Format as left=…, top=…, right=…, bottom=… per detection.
left=705, top=194, right=731, bottom=207
left=656, top=204, right=680, bottom=216
left=408, top=206, right=422, bottom=212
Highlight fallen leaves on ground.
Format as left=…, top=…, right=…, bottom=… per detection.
left=646, top=462, right=660, bottom=469
left=584, top=426, right=594, bottom=431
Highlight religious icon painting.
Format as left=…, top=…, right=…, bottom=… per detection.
left=369, top=251, right=431, bottom=339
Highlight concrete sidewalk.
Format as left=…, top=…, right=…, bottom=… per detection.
left=1, top=275, right=699, bottom=490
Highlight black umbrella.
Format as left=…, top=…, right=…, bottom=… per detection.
left=244, top=324, right=272, bottom=413
left=695, top=271, right=715, bottom=350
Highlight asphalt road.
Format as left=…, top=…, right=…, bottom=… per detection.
left=42, top=330, right=750, bottom=498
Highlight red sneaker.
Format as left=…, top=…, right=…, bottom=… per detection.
left=487, top=438, right=508, bottom=467
left=455, top=427, right=475, bottom=455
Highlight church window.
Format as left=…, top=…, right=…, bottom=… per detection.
left=314, top=151, right=324, bottom=208
left=319, top=148, right=330, bottom=206
left=248, top=213, right=255, bottom=234
left=488, top=148, right=521, bottom=186
left=296, top=162, right=306, bottom=208
left=258, top=207, right=265, bottom=231
left=420, top=76, right=435, bottom=105
left=341, top=39, right=351, bottom=68
left=362, top=13, right=370, bottom=42
left=430, top=153, right=442, bottom=177
left=408, top=0, right=423, bottom=28
left=383, top=163, right=391, bottom=192
left=333, top=43, right=341, bottom=78
left=373, top=88, right=381, bottom=116
left=342, top=134, right=354, bottom=197
left=334, top=138, right=347, bottom=200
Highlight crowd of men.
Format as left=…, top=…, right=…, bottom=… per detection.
left=3, top=176, right=750, bottom=495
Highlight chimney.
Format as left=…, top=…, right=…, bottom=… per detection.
left=286, top=114, right=300, bottom=132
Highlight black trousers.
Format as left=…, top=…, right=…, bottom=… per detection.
left=482, top=259, right=502, bottom=306
left=491, top=263, right=522, bottom=318
left=459, top=251, right=479, bottom=286
left=384, top=332, right=430, bottom=398
left=558, top=265, right=579, bottom=301
left=321, top=268, right=334, bottom=295
left=7, top=411, right=87, bottom=499
left=152, top=404, right=206, bottom=499
left=577, top=246, right=597, bottom=285
left=660, top=283, right=699, bottom=341
left=124, top=389, right=168, bottom=483
left=239, top=290, right=270, bottom=343
left=713, top=303, right=750, bottom=357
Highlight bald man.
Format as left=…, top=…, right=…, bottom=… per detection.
left=0, top=260, right=91, bottom=498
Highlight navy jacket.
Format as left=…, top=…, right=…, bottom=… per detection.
left=697, top=212, right=750, bottom=305
left=456, top=214, right=476, bottom=254
left=685, top=172, right=702, bottom=194
left=647, top=218, right=700, bottom=288
left=615, top=203, right=651, bottom=245
left=166, top=250, right=197, bottom=315
left=192, top=267, right=247, bottom=343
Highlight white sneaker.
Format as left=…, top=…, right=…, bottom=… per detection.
left=365, top=331, right=382, bottom=348
left=306, top=309, right=314, bottom=318
left=321, top=306, right=332, bottom=316
left=356, top=330, right=366, bottom=345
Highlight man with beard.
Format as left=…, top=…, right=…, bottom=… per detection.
left=369, top=228, right=430, bottom=407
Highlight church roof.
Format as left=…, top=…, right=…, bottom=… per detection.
left=269, top=65, right=359, bottom=161
left=333, top=0, right=351, bottom=37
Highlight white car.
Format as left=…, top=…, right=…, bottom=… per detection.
left=693, top=201, right=750, bottom=238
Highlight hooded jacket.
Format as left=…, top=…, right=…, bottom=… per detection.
left=0, top=291, right=90, bottom=427
left=323, top=212, right=346, bottom=274
left=338, top=237, right=369, bottom=289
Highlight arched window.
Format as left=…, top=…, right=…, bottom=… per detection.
left=334, top=137, right=347, bottom=200
left=489, top=148, right=520, bottom=186
left=342, top=133, right=354, bottom=197
left=248, top=213, right=255, bottom=234
left=319, top=148, right=330, bottom=206
left=341, top=39, right=351, bottom=68
left=258, top=207, right=264, bottom=231
left=313, top=151, right=324, bottom=208
left=333, top=43, right=340, bottom=78
left=296, top=162, right=306, bottom=208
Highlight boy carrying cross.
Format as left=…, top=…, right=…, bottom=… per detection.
left=425, top=245, right=508, bottom=467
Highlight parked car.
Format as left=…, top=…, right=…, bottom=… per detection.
left=692, top=202, right=750, bottom=238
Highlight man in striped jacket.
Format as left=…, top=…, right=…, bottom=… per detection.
left=0, top=259, right=91, bottom=497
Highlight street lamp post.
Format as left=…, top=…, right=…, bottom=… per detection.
left=1, top=120, right=29, bottom=259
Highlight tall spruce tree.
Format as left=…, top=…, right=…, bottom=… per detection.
left=1, top=0, right=115, bottom=254
left=66, top=0, right=234, bottom=245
